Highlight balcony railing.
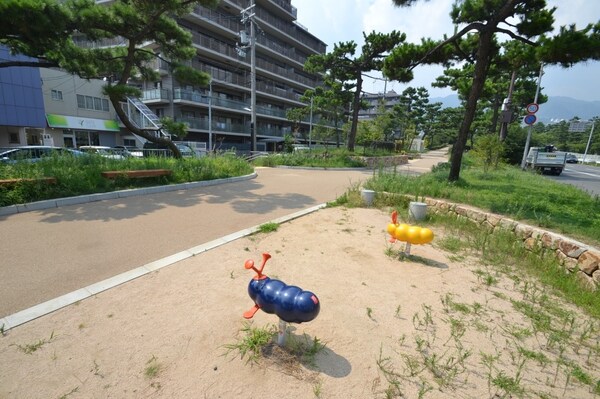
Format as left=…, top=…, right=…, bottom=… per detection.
left=142, top=88, right=170, bottom=101
left=225, top=0, right=323, bottom=53
left=171, top=88, right=288, bottom=118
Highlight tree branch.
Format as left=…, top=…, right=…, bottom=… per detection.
left=410, top=22, right=485, bottom=70
left=495, top=27, right=538, bottom=46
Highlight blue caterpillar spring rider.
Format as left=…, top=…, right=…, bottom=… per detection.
left=243, top=253, right=320, bottom=345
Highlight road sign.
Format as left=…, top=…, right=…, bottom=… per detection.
left=524, top=114, right=537, bottom=125
left=526, top=103, right=539, bottom=113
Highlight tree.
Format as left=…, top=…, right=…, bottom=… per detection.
left=0, top=0, right=219, bottom=158
left=305, top=31, right=406, bottom=152
left=433, top=41, right=545, bottom=139
left=302, top=77, right=354, bottom=148
left=384, top=0, right=600, bottom=181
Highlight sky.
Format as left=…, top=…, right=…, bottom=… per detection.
left=295, top=0, right=600, bottom=102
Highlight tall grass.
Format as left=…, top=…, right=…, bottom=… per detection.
left=428, top=213, right=600, bottom=319
left=366, top=162, right=600, bottom=247
left=0, top=154, right=253, bottom=207
left=253, top=148, right=367, bottom=168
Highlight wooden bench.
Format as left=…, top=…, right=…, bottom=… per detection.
left=0, top=177, right=57, bottom=188
left=101, top=169, right=172, bottom=179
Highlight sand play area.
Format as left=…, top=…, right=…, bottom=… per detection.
left=1, top=206, right=598, bottom=398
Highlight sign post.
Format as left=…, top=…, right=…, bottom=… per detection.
left=520, top=64, right=544, bottom=169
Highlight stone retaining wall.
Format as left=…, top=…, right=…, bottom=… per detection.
left=419, top=197, right=600, bottom=291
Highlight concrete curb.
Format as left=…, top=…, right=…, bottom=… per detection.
left=0, top=203, right=327, bottom=331
left=0, top=172, right=258, bottom=216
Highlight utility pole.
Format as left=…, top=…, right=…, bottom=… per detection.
left=208, top=79, right=212, bottom=153
left=499, top=70, right=517, bottom=141
left=250, top=9, right=257, bottom=153
left=240, top=1, right=257, bottom=153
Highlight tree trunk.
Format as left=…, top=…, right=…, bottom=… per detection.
left=109, top=95, right=182, bottom=158
left=348, top=75, right=363, bottom=152
left=448, top=30, right=495, bottom=182
left=489, top=99, right=501, bottom=134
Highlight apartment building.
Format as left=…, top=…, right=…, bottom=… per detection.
left=358, top=90, right=402, bottom=121
left=137, top=0, right=326, bottom=151
left=1, top=1, right=325, bottom=152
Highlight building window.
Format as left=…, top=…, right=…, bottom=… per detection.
left=76, top=94, right=110, bottom=112
left=9, top=132, right=20, bottom=144
left=51, top=90, right=63, bottom=101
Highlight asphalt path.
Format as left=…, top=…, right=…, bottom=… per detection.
left=0, top=149, right=449, bottom=318
left=546, top=163, right=600, bottom=196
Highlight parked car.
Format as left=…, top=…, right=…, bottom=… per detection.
left=113, top=145, right=143, bottom=158
left=0, top=146, right=85, bottom=164
left=565, top=154, right=578, bottom=164
left=142, top=142, right=196, bottom=157
left=78, top=145, right=126, bottom=159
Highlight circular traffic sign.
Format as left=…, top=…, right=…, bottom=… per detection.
left=524, top=114, right=537, bottom=125
left=526, top=103, right=539, bottom=113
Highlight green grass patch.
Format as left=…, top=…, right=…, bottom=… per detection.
left=257, top=222, right=280, bottom=234
left=253, top=148, right=367, bottom=168
left=0, top=154, right=253, bottom=207
left=365, top=159, right=600, bottom=247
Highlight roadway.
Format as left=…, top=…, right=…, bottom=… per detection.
left=546, top=163, right=600, bottom=196
left=0, top=149, right=449, bottom=319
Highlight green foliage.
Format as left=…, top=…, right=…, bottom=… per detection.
left=367, top=160, right=600, bottom=246
left=283, top=134, right=295, bottom=153
left=0, top=154, right=253, bottom=207
left=305, top=31, right=407, bottom=152
left=471, top=134, right=505, bottom=172
left=252, top=148, right=367, bottom=168
left=223, top=322, right=277, bottom=364
left=385, top=0, right=600, bottom=182
left=257, top=223, right=279, bottom=234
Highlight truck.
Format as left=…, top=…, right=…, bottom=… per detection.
left=525, top=145, right=567, bottom=175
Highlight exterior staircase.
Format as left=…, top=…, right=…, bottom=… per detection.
left=124, top=97, right=171, bottom=140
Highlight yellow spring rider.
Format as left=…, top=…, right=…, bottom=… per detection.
left=386, top=210, right=434, bottom=255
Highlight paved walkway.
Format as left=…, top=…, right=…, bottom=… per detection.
left=0, top=148, right=449, bottom=329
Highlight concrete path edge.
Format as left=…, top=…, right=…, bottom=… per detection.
left=0, top=203, right=327, bottom=332
left=0, top=172, right=259, bottom=216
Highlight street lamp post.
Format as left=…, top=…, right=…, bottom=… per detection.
left=582, top=120, right=595, bottom=164
left=308, top=96, right=313, bottom=149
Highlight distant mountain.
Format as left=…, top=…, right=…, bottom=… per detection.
left=430, top=94, right=600, bottom=123
left=430, top=94, right=461, bottom=108
left=536, top=96, right=600, bottom=123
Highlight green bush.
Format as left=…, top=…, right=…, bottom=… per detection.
left=366, top=159, right=600, bottom=246
left=0, top=154, right=253, bottom=207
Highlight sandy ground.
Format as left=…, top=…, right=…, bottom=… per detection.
left=1, top=207, right=598, bottom=399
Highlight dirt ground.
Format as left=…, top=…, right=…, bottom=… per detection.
left=1, top=207, right=598, bottom=399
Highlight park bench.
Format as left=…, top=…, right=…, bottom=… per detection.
left=0, top=177, right=57, bottom=188
left=100, top=169, right=172, bottom=179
